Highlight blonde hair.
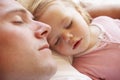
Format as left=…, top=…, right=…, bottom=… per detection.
left=33, top=0, right=92, bottom=24
left=17, top=0, right=92, bottom=24
left=16, top=0, right=42, bottom=13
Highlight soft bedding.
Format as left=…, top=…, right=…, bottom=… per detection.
left=50, top=50, right=92, bottom=80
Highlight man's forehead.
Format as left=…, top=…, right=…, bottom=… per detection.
left=0, top=0, right=13, bottom=4
left=0, top=0, right=33, bottom=18
left=0, top=0, right=23, bottom=13
left=0, top=0, right=15, bottom=2
left=0, top=0, right=16, bottom=8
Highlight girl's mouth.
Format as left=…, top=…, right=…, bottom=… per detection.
left=73, top=39, right=82, bottom=49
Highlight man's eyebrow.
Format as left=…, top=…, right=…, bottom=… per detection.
left=6, top=9, right=34, bottom=18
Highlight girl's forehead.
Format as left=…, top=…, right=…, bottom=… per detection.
left=46, top=2, right=70, bottom=13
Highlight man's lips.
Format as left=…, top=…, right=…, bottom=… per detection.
left=39, top=44, right=50, bottom=50
left=73, top=39, right=82, bottom=49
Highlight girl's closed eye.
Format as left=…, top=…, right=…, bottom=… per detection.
left=66, top=20, right=72, bottom=29
left=54, top=37, right=60, bottom=45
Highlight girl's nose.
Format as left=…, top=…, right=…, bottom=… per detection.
left=62, top=31, right=73, bottom=42
left=35, top=21, right=51, bottom=38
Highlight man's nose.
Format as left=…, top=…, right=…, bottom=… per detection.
left=35, top=21, right=51, bottom=38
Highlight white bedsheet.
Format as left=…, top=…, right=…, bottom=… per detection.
left=75, top=0, right=120, bottom=4
left=50, top=51, right=92, bottom=80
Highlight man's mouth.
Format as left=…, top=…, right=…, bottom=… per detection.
left=39, top=44, right=49, bottom=50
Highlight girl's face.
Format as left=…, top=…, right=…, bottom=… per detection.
left=38, top=1, right=91, bottom=56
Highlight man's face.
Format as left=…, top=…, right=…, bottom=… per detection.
left=0, top=0, right=56, bottom=80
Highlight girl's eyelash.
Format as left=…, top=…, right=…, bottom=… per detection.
left=66, top=21, right=72, bottom=29
left=55, top=37, right=60, bottom=45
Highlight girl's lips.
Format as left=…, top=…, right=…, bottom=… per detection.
left=73, top=39, right=82, bottom=49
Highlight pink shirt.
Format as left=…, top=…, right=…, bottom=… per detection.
left=73, top=16, right=120, bottom=80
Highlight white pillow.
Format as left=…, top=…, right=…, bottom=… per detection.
left=50, top=50, right=92, bottom=80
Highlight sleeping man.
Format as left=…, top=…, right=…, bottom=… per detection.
left=0, top=0, right=56, bottom=80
